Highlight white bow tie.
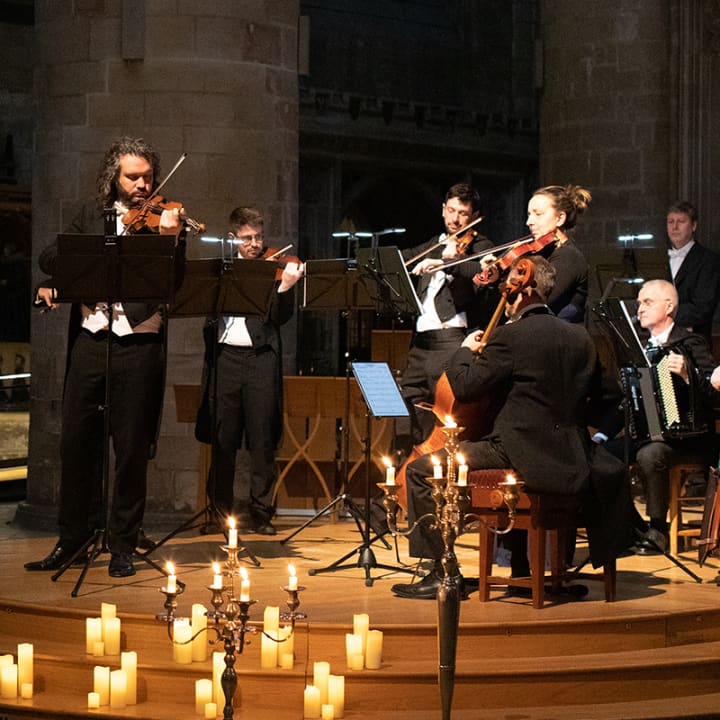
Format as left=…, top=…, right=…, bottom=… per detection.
left=668, top=248, right=682, bottom=258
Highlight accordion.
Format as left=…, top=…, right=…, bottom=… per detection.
left=620, top=351, right=708, bottom=443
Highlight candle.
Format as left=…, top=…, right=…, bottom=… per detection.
left=444, top=415, right=456, bottom=427
left=345, top=633, right=363, bottom=669
left=1, top=664, right=17, bottom=698
left=121, top=651, right=137, bottom=705
left=382, top=456, right=395, bottom=485
left=93, top=641, right=105, bottom=657
left=17, top=643, right=33, bottom=689
left=93, top=665, right=110, bottom=706
left=431, top=455, right=443, bottom=479
left=328, top=675, right=345, bottom=718
left=313, top=661, right=330, bottom=705
left=456, top=453, right=468, bottom=486
left=101, top=602, right=116, bottom=621
left=0, top=655, right=12, bottom=668
left=86, top=617, right=103, bottom=654
left=365, top=629, right=383, bottom=669
left=212, top=652, right=224, bottom=708
left=288, top=563, right=298, bottom=591
left=263, top=606, right=280, bottom=633
left=239, top=568, right=250, bottom=602
left=279, top=653, right=294, bottom=669
left=505, top=473, right=517, bottom=484
left=103, top=617, right=121, bottom=656
left=353, top=613, right=369, bottom=655
left=21, top=683, right=33, bottom=699
left=195, top=678, right=213, bottom=715
left=321, top=704, right=335, bottom=720
left=88, top=691, right=101, bottom=709
left=303, top=685, right=321, bottom=719
left=173, top=619, right=193, bottom=664
left=278, top=625, right=293, bottom=665
left=110, top=668, right=127, bottom=709
left=192, top=604, right=208, bottom=662
left=260, top=630, right=278, bottom=669
left=227, top=517, right=238, bottom=549
left=211, top=562, right=223, bottom=589
left=165, top=562, right=177, bottom=593
left=204, top=702, right=218, bottom=719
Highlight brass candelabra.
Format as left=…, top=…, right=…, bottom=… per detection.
left=157, top=542, right=305, bottom=720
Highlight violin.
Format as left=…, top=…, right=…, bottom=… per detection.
left=121, top=195, right=206, bottom=234
left=404, top=215, right=484, bottom=268
left=393, top=258, right=536, bottom=510
left=472, top=230, right=559, bottom=286
left=262, top=244, right=303, bottom=280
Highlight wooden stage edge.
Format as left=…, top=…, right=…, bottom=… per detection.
left=2, top=512, right=720, bottom=719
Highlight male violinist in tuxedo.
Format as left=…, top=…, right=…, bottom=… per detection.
left=26, top=136, right=186, bottom=578
left=392, top=255, right=608, bottom=599
left=395, top=183, right=496, bottom=456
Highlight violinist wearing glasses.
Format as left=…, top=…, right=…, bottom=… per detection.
left=27, top=136, right=187, bottom=578
left=195, top=206, right=304, bottom=536
left=396, top=183, right=496, bottom=455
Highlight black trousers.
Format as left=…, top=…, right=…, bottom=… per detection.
left=59, top=330, right=163, bottom=554
left=207, top=344, right=280, bottom=525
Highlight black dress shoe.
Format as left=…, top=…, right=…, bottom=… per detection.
left=109, top=552, right=136, bottom=578
left=635, top=528, right=668, bottom=555
left=136, top=528, right=156, bottom=551
left=24, top=543, right=85, bottom=571
left=253, top=521, right=277, bottom=536
left=392, top=570, right=470, bottom=600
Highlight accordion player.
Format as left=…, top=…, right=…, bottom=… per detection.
left=620, top=345, right=709, bottom=443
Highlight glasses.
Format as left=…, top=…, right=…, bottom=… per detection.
left=234, top=233, right=264, bottom=245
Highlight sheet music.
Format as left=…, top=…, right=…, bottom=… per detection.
left=351, top=362, right=409, bottom=418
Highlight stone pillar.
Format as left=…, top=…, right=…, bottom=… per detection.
left=17, top=0, right=299, bottom=531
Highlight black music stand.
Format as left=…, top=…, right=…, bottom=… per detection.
left=593, top=298, right=702, bottom=582
left=147, top=255, right=279, bottom=566
left=282, top=259, right=389, bottom=546
left=48, top=228, right=177, bottom=596
left=308, top=361, right=415, bottom=586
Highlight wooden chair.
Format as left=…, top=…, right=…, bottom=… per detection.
left=668, top=462, right=707, bottom=556
left=468, top=469, right=616, bottom=609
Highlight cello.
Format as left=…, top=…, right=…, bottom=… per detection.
left=393, top=257, right=536, bottom=510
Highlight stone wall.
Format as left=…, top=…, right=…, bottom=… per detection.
left=18, top=0, right=300, bottom=530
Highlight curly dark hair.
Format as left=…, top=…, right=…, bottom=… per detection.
left=95, top=136, right=161, bottom=208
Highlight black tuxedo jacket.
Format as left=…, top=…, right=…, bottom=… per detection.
left=673, top=242, right=720, bottom=339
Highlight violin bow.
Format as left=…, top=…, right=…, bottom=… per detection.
left=404, top=215, right=484, bottom=267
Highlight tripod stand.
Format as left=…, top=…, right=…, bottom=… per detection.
left=145, top=250, right=279, bottom=566
left=308, top=362, right=416, bottom=586
left=48, top=223, right=179, bottom=596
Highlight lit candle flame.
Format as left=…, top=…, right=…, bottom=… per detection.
left=166, top=561, right=175, bottom=575
left=288, top=563, right=296, bottom=577
left=240, top=567, right=248, bottom=581
left=228, top=516, right=236, bottom=530
left=431, top=455, right=440, bottom=466
left=381, top=456, right=392, bottom=468
left=444, top=416, right=457, bottom=428
left=456, top=453, right=465, bottom=465
left=212, top=562, right=220, bottom=574
left=505, top=473, right=517, bottom=484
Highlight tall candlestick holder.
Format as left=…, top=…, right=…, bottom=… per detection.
left=157, top=542, right=306, bottom=720
left=377, top=423, right=524, bottom=720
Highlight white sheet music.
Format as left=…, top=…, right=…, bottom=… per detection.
left=351, top=362, right=409, bottom=418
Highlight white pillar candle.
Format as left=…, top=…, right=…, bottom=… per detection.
left=165, top=562, right=177, bottom=593
left=227, top=517, right=238, bottom=548
left=101, top=602, right=116, bottom=621
left=382, top=457, right=395, bottom=485
left=313, top=661, right=330, bottom=705
left=173, top=619, right=193, bottom=664
left=120, top=651, right=137, bottom=705
left=277, top=625, right=293, bottom=665
left=20, top=682, right=33, bottom=699
left=456, top=454, right=468, bottom=485
left=321, top=704, right=335, bottom=720
left=288, top=563, right=298, bottom=590
left=239, top=568, right=250, bottom=602
left=365, top=629, right=383, bottom=669
left=204, top=702, right=218, bottom=719
left=191, top=604, right=208, bottom=662
left=195, top=678, right=213, bottom=715
left=0, top=655, right=12, bottom=668
left=1, top=664, right=17, bottom=698
left=211, top=562, right=223, bottom=589
left=17, top=643, right=33, bottom=689
left=328, top=675, right=345, bottom=718
left=93, top=641, right=105, bottom=657
left=260, top=630, right=278, bottom=668
left=303, top=685, right=321, bottom=719
left=279, top=653, right=294, bottom=669
left=109, top=668, right=127, bottom=709
left=86, top=617, right=103, bottom=654
left=212, top=652, right=225, bottom=708
left=348, top=653, right=363, bottom=670
left=345, top=633, right=363, bottom=669
left=87, top=691, right=100, bottom=709
left=263, top=605, right=279, bottom=633
left=93, top=665, right=110, bottom=706
left=103, top=617, right=121, bottom=656
left=432, top=456, right=443, bottom=478
left=353, top=613, right=369, bottom=655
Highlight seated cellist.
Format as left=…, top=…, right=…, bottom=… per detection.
left=391, top=255, right=609, bottom=600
